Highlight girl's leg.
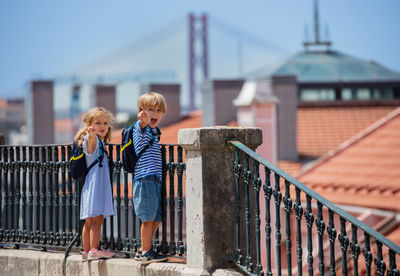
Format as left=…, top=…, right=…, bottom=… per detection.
left=82, top=218, right=93, bottom=252
left=89, top=215, right=104, bottom=250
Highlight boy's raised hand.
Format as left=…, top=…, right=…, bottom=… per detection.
left=138, top=109, right=150, bottom=129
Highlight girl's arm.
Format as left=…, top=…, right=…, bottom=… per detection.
left=85, top=126, right=97, bottom=154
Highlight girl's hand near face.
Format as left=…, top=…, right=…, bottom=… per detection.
left=85, top=126, right=96, bottom=138
left=84, top=126, right=97, bottom=154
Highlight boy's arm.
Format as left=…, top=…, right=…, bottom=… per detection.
left=138, top=109, right=150, bottom=132
left=132, top=120, right=150, bottom=154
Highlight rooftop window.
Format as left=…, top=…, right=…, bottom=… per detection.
left=300, top=87, right=397, bottom=102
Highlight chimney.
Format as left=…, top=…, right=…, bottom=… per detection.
left=271, top=75, right=298, bottom=161
left=140, top=83, right=181, bottom=127
left=202, top=79, right=244, bottom=126
left=94, top=85, right=117, bottom=117
left=29, top=80, right=55, bottom=144
left=234, top=79, right=278, bottom=165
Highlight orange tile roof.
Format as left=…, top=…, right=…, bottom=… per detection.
left=277, top=160, right=302, bottom=177
left=298, top=107, right=400, bottom=211
left=54, top=118, right=73, bottom=134
left=0, top=99, right=6, bottom=108
left=297, top=106, right=396, bottom=157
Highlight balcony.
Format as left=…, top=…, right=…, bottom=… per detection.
left=0, top=127, right=399, bottom=275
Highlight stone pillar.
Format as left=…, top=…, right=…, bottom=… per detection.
left=94, top=85, right=116, bottom=117
left=140, top=83, right=181, bottom=127
left=178, top=127, right=262, bottom=275
left=271, top=75, right=298, bottom=161
left=30, top=80, right=54, bottom=144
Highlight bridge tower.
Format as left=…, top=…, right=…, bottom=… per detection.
left=188, top=13, right=208, bottom=112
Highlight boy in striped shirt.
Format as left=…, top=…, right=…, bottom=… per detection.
left=132, top=92, right=167, bottom=264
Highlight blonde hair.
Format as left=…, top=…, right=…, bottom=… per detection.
left=74, top=107, right=114, bottom=146
left=137, top=92, right=167, bottom=113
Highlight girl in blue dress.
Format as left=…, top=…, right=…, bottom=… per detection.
left=74, top=107, right=117, bottom=261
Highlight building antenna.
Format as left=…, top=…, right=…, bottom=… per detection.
left=314, top=0, right=320, bottom=43
left=304, top=0, right=331, bottom=50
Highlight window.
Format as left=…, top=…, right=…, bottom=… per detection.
left=300, top=89, right=335, bottom=101
left=356, top=88, right=371, bottom=100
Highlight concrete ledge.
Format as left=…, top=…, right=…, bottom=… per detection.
left=0, top=249, right=186, bottom=276
left=0, top=249, right=244, bottom=275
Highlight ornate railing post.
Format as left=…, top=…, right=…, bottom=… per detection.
left=15, top=147, right=22, bottom=243
left=107, top=145, right=115, bottom=250
left=178, top=127, right=262, bottom=275
left=327, top=210, right=336, bottom=276
left=160, top=145, right=168, bottom=254
left=350, top=224, right=360, bottom=276
left=252, top=160, right=263, bottom=275
left=304, top=195, right=314, bottom=276
left=21, top=147, right=28, bottom=243
left=283, top=180, right=293, bottom=276
left=34, top=147, right=40, bottom=244
left=123, top=169, right=131, bottom=253
left=273, top=174, right=282, bottom=276
left=315, top=202, right=325, bottom=275
left=115, top=145, right=123, bottom=251
left=40, top=147, right=47, bottom=245
left=53, top=146, right=60, bottom=245
left=0, top=147, right=3, bottom=242
left=375, top=241, right=386, bottom=275
left=9, top=146, right=15, bottom=242
left=338, top=218, right=349, bottom=275
left=28, top=147, right=34, bottom=243
left=2, top=147, right=9, bottom=242
left=60, top=146, right=67, bottom=245
left=176, top=146, right=185, bottom=256
left=46, top=146, right=53, bottom=245
left=263, top=167, right=273, bottom=276
left=387, top=249, right=399, bottom=276
left=363, top=233, right=372, bottom=276
left=294, top=187, right=303, bottom=276
left=168, top=145, right=176, bottom=255
left=244, top=154, right=253, bottom=273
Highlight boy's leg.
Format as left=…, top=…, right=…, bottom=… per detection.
left=141, top=220, right=161, bottom=252
left=141, top=220, right=154, bottom=252
left=140, top=219, right=167, bottom=264
left=152, top=221, right=161, bottom=236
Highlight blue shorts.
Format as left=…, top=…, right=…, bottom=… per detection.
left=132, top=175, right=162, bottom=222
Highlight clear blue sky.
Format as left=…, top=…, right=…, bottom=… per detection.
left=1, top=0, right=399, bottom=111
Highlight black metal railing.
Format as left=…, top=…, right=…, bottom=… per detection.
left=0, top=143, right=186, bottom=257
left=229, top=140, right=400, bottom=276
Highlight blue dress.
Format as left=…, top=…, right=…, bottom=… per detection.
left=80, top=135, right=117, bottom=220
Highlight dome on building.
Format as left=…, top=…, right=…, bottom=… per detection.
left=273, top=50, right=400, bottom=83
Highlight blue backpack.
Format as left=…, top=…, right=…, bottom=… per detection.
left=120, top=122, right=161, bottom=174
left=69, top=136, right=106, bottom=180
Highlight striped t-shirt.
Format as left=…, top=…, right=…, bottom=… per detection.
left=132, top=120, right=162, bottom=181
